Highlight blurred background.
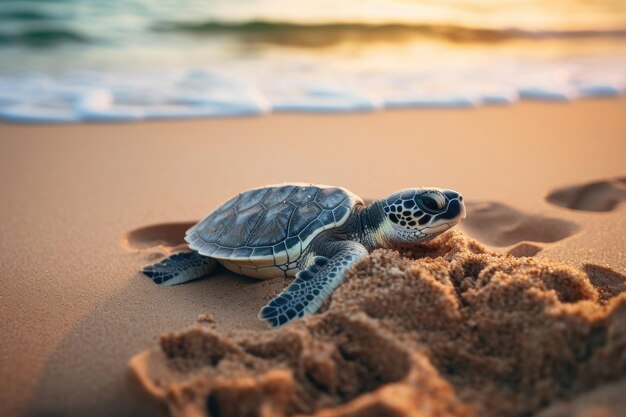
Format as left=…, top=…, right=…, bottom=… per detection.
left=1, top=0, right=625, bottom=121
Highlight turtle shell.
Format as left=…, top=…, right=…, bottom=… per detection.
left=185, top=184, right=362, bottom=278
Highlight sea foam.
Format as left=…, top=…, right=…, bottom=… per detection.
left=0, top=58, right=624, bottom=123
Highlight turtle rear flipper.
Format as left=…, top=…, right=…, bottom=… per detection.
left=259, top=241, right=368, bottom=327
left=142, top=252, right=217, bottom=285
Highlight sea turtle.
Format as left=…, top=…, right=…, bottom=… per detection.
left=143, top=183, right=466, bottom=327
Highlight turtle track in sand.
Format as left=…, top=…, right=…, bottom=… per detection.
left=545, top=177, right=626, bottom=212
left=124, top=222, right=195, bottom=250
left=129, top=231, right=626, bottom=417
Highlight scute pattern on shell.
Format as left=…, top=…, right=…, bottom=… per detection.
left=185, top=184, right=359, bottom=263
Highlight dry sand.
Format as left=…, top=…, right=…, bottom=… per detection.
left=0, top=99, right=625, bottom=417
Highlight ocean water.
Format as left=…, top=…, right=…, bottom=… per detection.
left=1, top=0, right=626, bottom=122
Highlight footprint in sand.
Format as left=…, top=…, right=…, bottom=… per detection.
left=461, top=202, right=579, bottom=254
left=124, top=222, right=195, bottom=253
left=546, top=177, right=626, bottom=212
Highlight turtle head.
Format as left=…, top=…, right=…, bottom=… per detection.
left=377, top=187, right=466, bottom=246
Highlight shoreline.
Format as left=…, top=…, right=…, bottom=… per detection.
left=1, top=62, right=625, bottom=123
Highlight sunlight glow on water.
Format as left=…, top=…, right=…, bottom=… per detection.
left=176, top=0, right=626, bottom=29
left=0, top=0, right=625, bottom=122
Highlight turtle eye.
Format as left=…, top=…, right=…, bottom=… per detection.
left=418, top=192, right=446, bottom=212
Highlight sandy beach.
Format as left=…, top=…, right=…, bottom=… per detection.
left=1, top=99, right=625, bottom=417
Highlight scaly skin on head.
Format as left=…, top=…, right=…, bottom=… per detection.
left=357, top=188, right=466, bottom=250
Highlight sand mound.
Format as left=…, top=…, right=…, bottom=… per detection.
left=129, top=231, right=626, bottom=417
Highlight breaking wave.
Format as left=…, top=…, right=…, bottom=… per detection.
left=153, top=20, right=626, bottom=46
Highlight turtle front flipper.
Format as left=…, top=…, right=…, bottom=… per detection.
left=259, top=241, right=368, bottom=328
left=142, top=252, right=217, bottom=285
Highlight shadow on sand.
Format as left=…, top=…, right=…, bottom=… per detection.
left=22, top=224, right=271, bottom=417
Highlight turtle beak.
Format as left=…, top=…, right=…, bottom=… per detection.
left=460, top=197, right=467, bottom=220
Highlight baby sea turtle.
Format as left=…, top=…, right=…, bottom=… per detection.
left=143, top=183, right=466, bottom=327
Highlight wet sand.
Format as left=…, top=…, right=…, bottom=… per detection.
left=0, top=98, right=625, bottom=417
